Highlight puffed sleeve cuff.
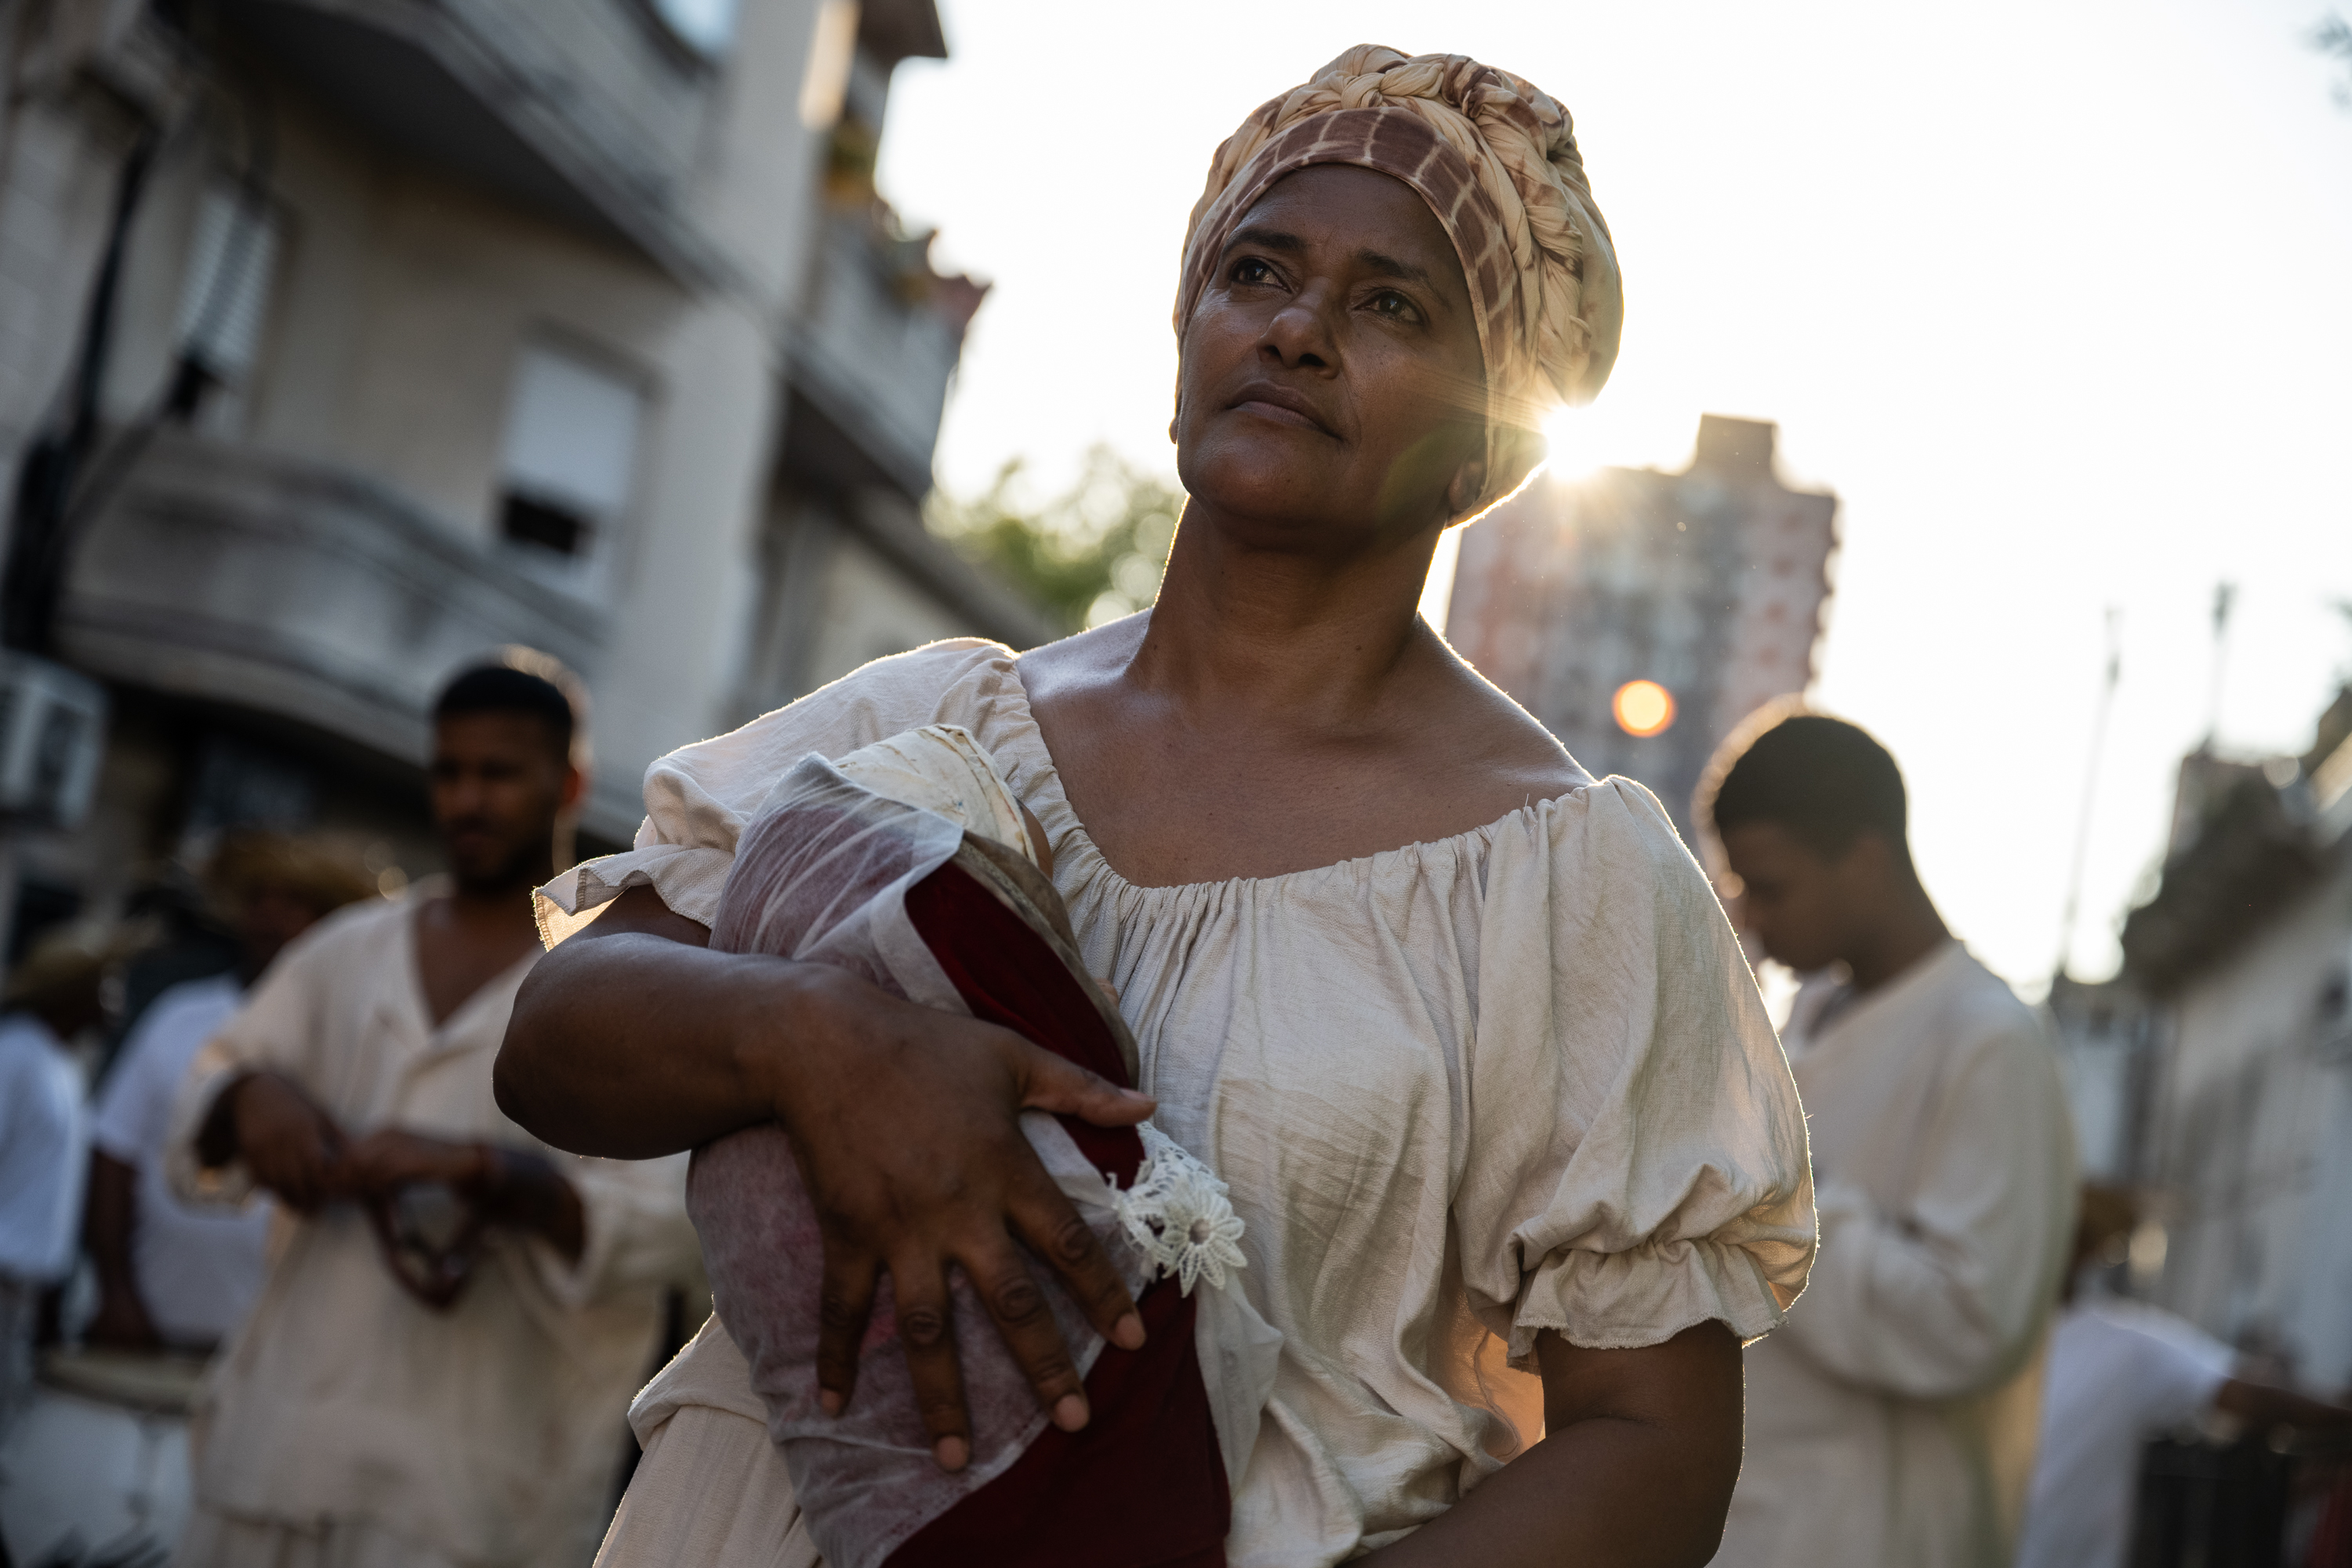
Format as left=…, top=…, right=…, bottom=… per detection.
left=163, top=1036, right=260, bottom=1210
left=535, top=842, right=732, bottom=946
left=1508, top=1229, right=1806, bottom=1367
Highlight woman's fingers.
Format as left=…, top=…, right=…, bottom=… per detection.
left=890, top=1255, right=973, bottom=1472
left=959, top=1229, right=1093, bottom=1432
left=1004, top=1035, right=1154, bottom=1128
left=813, top=1247, right=880, bottom=1417
left=1003, top=1138, right=1146, bottom=1353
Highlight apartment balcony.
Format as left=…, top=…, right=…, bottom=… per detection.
left=58, top=429, right=606, bottom=776
left=788, top=211, right=981, bottom=499
left=212, top=0, right=727, bottom=281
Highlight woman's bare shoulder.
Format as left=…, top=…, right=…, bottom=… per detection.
left=1411, top=630, right=1592, bottom=798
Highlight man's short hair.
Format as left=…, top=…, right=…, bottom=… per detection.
left=432, top=652, right=585, bottom=766
left=1701, top=710, right=1907, bottom=858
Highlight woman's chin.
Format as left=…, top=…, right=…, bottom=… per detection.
left=1183, top=449, right=1353, bottom=529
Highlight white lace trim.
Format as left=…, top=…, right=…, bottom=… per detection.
left=1106, top=1123, right=1247, bottom=1294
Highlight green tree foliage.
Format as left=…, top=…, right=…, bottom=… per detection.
left=927, top=446, right=1185, bottom=635
left=2316, top=13, right=2352, bottom=107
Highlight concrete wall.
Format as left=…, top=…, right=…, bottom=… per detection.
left=2148, top=864, right=2352, bottom=1387
left=801, top=525, right=985, bottom=694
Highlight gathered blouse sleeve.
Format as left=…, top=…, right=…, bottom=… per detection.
left=1454, top=779, right=1816, bottom=1367
left=537, top=640, right=1015, bottom=942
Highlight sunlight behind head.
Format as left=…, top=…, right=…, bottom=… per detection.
left=887, top=1, right=2352, bottom=987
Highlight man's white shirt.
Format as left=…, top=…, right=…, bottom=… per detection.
left=2016, top=1298, right=2235, bottom=1568
left=1715, top=942, right=2079, bottom=1568
left=0, top=1013, right=85, bottom=1284
left=90, top=972, right=271, bottom=1348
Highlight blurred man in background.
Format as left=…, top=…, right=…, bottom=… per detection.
left=0, top=935, right=110, bottom=1428
left=82, top=834, right=376, bottom=1353
left=2017, top=1184, right=2352, bottom=1568
left=1700, top=711, right=2078, bottom=1568
left=164, top=659, right=697, bottom=1568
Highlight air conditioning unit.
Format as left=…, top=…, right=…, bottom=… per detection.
left=0, top=653, right=107, bottom=828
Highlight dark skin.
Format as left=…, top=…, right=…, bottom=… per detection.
left=197, top=712, right=587, bottom=1263
left=1718, top=819, right=1951, bottom=992
left=499, top=165, right=1744, bottom=1564
left=85, top=882, right=336, bottom=1350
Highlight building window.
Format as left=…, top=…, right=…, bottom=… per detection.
left=495, top=345, right=645, bottom=564
left=172, top=182, right=280, bottom=417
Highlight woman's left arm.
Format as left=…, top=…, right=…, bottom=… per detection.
left=1364, top=1319, right=1744, bottom=1568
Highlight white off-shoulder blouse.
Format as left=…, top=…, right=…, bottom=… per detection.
left=543, top=639, right=1815, bottom=1566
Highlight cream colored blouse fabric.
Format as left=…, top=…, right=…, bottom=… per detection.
left=542, top=640, right=1815, bottom=1566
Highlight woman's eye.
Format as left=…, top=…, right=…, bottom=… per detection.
left=1369, top=290, right=1419, bottom=321
left=1232, top=258, right=1276, bottom=286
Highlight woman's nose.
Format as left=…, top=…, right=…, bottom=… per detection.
left=1261, top=286, right=1338, bottom=368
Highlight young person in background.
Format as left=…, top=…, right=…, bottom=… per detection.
left=1700, top=710, right=2078, bottom=1568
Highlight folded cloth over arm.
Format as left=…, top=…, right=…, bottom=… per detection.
left=692, top=725, right=1279, bottom=1568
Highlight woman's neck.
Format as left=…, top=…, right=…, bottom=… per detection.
left=1128, top=506, right=1445, bottom=729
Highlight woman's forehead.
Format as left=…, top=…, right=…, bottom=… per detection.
left=1232, top=165, right=1469, bottom=298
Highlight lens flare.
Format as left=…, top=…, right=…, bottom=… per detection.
left=1541, top=404, right=1615, bottom=485
left=1612, top=680, right=1675, bottom=737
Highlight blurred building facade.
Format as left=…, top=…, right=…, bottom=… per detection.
left=1445, top=415, right=1838, bottom=841
left=2071, top=688, right=2352, bottom=1394
left=0, top=0, right=1044, bottom=927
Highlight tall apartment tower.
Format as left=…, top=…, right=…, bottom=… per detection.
left=1446, top=415, right=1838, bottom=843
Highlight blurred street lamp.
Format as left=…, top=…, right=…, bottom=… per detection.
left=1613, top=679, right=1675, bottom=738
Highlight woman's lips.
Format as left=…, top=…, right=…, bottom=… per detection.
left=1231, top=398, right=1330, bottom=434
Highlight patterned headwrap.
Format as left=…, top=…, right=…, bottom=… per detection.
left=1177, top=45, right=1622, bottom=518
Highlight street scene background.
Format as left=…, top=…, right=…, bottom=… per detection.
left=0, top=0, right=2347, bottom=1564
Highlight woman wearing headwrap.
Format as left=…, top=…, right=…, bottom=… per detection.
left=501, top=45, right=1813, bottom=1568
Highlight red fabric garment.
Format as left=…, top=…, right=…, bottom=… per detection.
left=887, top=862, right=1229, bottom=1568
left=2310, top=1467, right=2352, bottom=1568
left=699, top=758, right=1236, bottom=1568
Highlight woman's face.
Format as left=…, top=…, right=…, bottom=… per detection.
left=1174, top=165, right=1487, bottom=549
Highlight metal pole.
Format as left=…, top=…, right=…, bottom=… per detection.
left=2203, top=582, right=2235, bottom=750
left=2055, top=607, right=2122, bottom=982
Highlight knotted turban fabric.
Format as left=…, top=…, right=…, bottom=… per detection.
left=1176, top=45, right=1623, bottom=520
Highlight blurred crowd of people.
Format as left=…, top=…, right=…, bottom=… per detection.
left=0, top=664, right=2347, bottom=1568
left=0, top=660, right=702, bottom=1568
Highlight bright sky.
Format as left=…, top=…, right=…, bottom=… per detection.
left=877, top=0, right=2352, bottom=992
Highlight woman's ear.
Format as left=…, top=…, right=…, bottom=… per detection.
left=1443, top=454, right=1488, bottom=519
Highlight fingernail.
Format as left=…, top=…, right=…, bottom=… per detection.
left=818, top=1389, right=841, bottom=1417
left=1112, top=1312, right=1145, bottom=1351
left=934, top=1436, right=969, bottom=1471
left=1052, top=1393, right=1089, bottom=1432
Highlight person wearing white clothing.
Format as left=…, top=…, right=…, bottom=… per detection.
left=88, top=976, right=256, bottom=1348
left=2017, top=1185, right=2352, bottom=1568
left=499, top=52, right=1819, bottom=1566
left=166, top=662, right=700, bottom=1568
left=0, top=936, right=110, bottom=1427
left=84, top=837, right=374, bottom=1353
left=1702, top=711, right=2079, bottom=1568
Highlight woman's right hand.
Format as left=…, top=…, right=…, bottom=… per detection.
left=496, top=885, right=1153, bottom=1472
left=772, top=964, right=1152, bottom=1469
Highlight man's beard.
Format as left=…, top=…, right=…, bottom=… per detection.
left=445, top=823, right=550, bottom=896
